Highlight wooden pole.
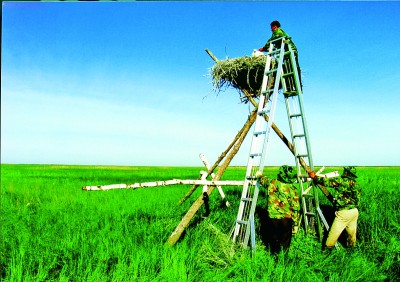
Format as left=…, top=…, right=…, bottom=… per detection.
left=200, top=153, right=230, bottom=207
left=82, top=179, right=247, bottom=191
left=166, top=108, right=257, bottom=246
left=178, top=107, right=256, bottom=204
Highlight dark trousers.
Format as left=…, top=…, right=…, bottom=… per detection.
left=260, top=217, right=293, bottom=254
left=282, top=53, right=302, bottom=91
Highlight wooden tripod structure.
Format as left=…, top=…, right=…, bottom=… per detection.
left=166, top=49, right=321, bottom=246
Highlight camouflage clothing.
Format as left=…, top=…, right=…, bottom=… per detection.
left=315, top=176, right=361, bottom=210
left=263, top=27, right=297, bottom=53
left=258, top=176, right=300, bottom=225
left=311, top=167, right=361, bottom=248
left=261, top=26, right=302, bottom=90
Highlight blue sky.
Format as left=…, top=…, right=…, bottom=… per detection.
left=2, top=1, right=400, bottom=167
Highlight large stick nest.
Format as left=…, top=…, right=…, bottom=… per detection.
left=210, top=55, right=268, bottom=103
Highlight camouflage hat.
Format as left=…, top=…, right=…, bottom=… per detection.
left=342, top=166, right=357, bottom=180
left=277, top=165, right=297, bottom=184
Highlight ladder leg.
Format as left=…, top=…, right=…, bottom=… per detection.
left=233, top=38, right=287, bottom=249
left=281, top=45, right=325, bottom=239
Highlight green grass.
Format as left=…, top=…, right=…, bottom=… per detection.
left=1, top=165, right=399, bottom=281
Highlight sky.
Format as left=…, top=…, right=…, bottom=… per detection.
left=2, top=1, right=400, bottom=167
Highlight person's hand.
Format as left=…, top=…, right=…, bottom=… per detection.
left=258, top=47, right=264, bottom=52
left=308, top=171, right=316, bottom=179
left=292, top=225, right=299, bottom=234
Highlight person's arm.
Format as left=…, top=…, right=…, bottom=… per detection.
left=259, top=33, right=276, bottom=52
left=255, top=171, right=271, bottom=187
left=308, top=171, right=339, bottom=206
left=291, top=185, right=301, bottom=233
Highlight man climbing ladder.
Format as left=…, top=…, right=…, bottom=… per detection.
left=259, top=20, right=302, bottom=91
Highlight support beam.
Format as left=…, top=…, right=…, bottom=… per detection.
left=178, top=106, right=256, bottom=204
left=166, top=107, right=257, bottom=246
left=200, top=153, right=230, bottom=207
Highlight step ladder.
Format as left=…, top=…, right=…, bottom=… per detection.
left=232, top=37, right=326, bottom=251
left=282, top=44, right=322, bottom=238
left=231, top=37, right=287, bottom=250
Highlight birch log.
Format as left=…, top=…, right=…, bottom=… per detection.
left=200, top=153, right=230, bottom=207
left=82, top=179, right=247, bottom=191
left=178, top=110, right=254, bottom=204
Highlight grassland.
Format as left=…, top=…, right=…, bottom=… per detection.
left=1, top=165, right=399, bottom=281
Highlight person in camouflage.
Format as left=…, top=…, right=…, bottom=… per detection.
left=256, top=165, right=300, bottom=254
left=258, top=20, right=302, bottom=91
left=258, top=20, right=298, bottom=53
left=309, top=166, right=361, bottom=249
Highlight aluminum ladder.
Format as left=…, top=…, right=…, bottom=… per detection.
left=232, top=38, right=328, bottom=251
left=281, top=44, right=324, bottom=238
left=232, top=37, right=286, bottom=250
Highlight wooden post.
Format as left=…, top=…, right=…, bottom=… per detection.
left=200, top=153, right=230, bottom=207
left=166, top=107, right=257, bottom=246
left=178, top=106, right=255, bottom=204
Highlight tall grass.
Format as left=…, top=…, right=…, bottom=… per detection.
left=1, top=165, right=399, bottom=281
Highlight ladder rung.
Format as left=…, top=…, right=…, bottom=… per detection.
left=236, top=220, right=249, bottom=225
left=284, top=91, right=298, bottom=96
left=261, top=89, right=274, bottom=95
left=249, top=153, right=262, bottom=158
left=290, top=113, right=302, bottom=118
left=241, top=197, right=253, bottom=202
left=303, top=193, right=314, bottom=198
left=293, top=134, right=305, bottom=138
left=265, top=68, right=278, bottom=75
left=254, top=130, right=267, bottom=136
left=268, top=49, right=282, bottom=55
left=305, top=212, right=315, bottom=216
left=282, top=72, right=294, bottom=78
left=258, top=109, right=270, bottom=116
left=246, top=176, right=258, bottom=181
left=297, top=154, right=309, bottom=158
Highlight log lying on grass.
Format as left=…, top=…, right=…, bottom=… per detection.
left=82, top=179, right=250, bottom=191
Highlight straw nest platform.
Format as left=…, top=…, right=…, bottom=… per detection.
left=210, top=55, right=267, bottom=103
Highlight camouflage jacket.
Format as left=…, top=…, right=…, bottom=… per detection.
left=263, top=27, right=298, bottom=53
left=314, top=177, right=361, bottom=210
left=258, top=176, right=300, bottom=225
